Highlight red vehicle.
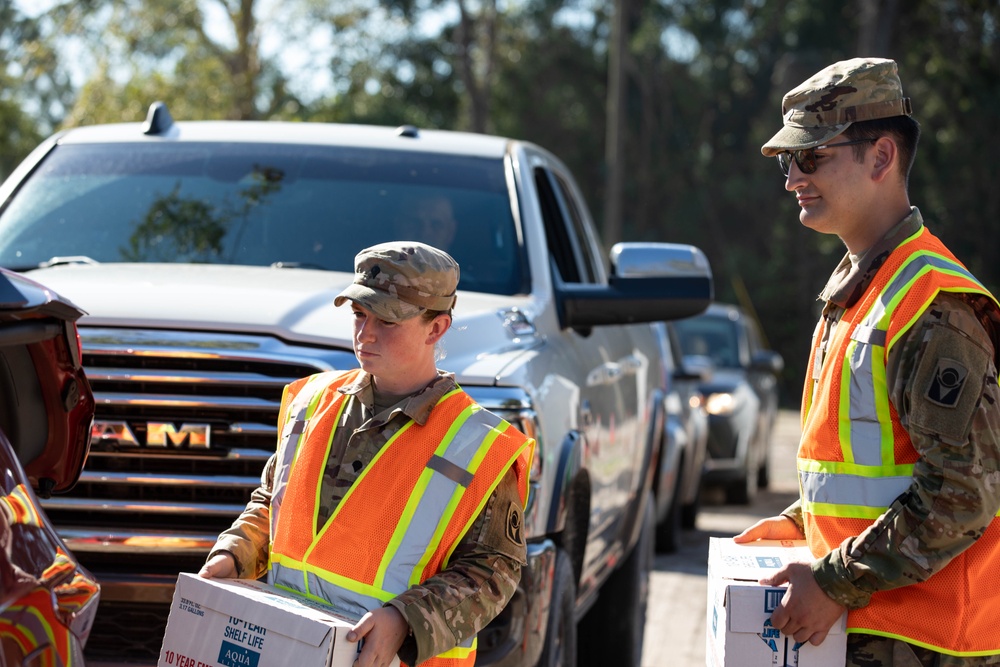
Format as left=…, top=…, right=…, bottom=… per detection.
left=0, top=267, right=99, bottom=665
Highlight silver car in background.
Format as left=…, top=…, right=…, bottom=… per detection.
left=673, top=303, right=783, bottom=505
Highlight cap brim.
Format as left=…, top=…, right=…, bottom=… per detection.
left=760, top=122, right=850, bottom=157
left=334, top=284, right=423, bottom=323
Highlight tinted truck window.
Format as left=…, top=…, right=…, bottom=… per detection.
left=0, top=143, right=527, bottom=295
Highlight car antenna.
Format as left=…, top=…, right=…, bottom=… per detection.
left=143, top=101, right=175, bottom=135
left=395, top=125, right=419, bottom=138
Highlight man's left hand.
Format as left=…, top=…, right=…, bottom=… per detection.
left=348, top=606, right=408, bottom=667
left=761, top=562, right=846, bottom=646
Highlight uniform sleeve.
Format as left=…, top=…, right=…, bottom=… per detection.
left=813, top=295, right=1000, bottom=609
left=386, top=466, right=526, bottom=666
left=208, top=452, right=275, bottom=580
left=780, top=498, right=805, bottom=534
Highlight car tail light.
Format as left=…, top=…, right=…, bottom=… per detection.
left=71, top=322, right=84, bottom=369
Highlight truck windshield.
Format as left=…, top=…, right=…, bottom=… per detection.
left=0, top=142, right=527, bottom=296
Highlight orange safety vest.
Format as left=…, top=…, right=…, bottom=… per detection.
left=268, top=370, right=534, bottom=667
left=799, top=226, right=1000, bottom=656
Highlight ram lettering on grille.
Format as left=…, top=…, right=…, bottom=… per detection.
left=92, top=421, right=212, bottom=448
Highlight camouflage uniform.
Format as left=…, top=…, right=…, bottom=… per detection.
left=763, top=60, right=1000, bottom=666
left=778, top=211, right=1000, bottom=667
left=209, top=242, right=529, bottom=666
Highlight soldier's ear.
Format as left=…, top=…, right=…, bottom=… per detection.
left=871, top=136, right=897, bottom=183
left=426, top=314, right=451, bottom=344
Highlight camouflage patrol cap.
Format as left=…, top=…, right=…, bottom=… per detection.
left=761, top=57, right=913, bottom=157
left=334, top=241, right=459, bottom=322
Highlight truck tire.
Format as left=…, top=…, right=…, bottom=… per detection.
left=724, top=440, right=759, bottom=505
left=724, top=469, right=757, bottom=505
left=536, top=549, right=577, bottom=667
left=578, top=491, right=653, bottom=667
left=757, top=443, right=771, bottom=490
left=655, top=470, right=682, bottom=553
left=681, top=479, right=702, bottom=529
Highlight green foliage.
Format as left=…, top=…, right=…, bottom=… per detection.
left=894, top=2, right=1000, bottom=294
left=491, top=8, right=609, bottom=218
left=0, top=99, right=42, bottom=182
left=309, top=34, right=462, bottom=128
left=3, top=0, right=998, bottom=405
left=0, top=0, right=70, bottom=177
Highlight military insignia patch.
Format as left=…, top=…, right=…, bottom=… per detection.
left=926, top=358, right=969, bottom=408
left=505, top=502, right=525, bottom=547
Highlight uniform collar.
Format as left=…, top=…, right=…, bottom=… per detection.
left=338, top=369, right=458, bottom=425
left=819, top=206, right=924, bottom=309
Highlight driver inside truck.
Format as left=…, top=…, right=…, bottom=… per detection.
left=391, top=193, right=458, bottom=252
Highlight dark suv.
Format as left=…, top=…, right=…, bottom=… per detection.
left=0, top=267, right=100, bottom=664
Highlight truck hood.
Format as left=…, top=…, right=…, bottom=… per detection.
left=24, top=263, right=540, bottom=384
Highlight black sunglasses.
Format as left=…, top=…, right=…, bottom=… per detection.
left=776, top=139, right=876, bottom=176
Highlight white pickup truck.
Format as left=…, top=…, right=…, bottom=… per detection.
left=0, top=103, right=712, bottom=667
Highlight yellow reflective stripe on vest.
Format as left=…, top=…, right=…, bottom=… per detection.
left=381, top=397, right=502, bottom=593
left=278, top=387, right=519, bottom=612
left=270, top=559, right=392, bottom=619
left=799, top=457, right=913, bottom=517
left=806, top=239, right=991, bottom=515
left=440, top=426, right=531, bottom=570
left=290, top=399, right=413, bottom=605
left=414, top=410, right=513, bottom=587
left=382, top=396, right=473, bottom=590
left=832, top=247, right=985, bottom=470
left=855, top=628, right=1000, bottom=659
left=439, top=637, right=478, bottom=656
left=271, top=372, right=347, bottom=547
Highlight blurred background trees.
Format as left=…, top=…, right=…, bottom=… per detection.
left=1, top=0, right=997, bottom=404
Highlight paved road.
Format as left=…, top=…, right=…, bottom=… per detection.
left=641, top=409, right=801, bottom=667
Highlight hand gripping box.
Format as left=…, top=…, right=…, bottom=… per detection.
left=159, top=573, right=400, bottom=667
left=706, top=538, right=847, bottom=667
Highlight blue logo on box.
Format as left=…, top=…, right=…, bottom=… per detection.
left=764, top=588, right=784, bottom=613
left=219, top=640, right=260, bottom=667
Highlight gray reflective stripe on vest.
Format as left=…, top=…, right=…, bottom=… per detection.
left=269, top=563, right=475, bottom=652
left=799, top=469, right=911, bottom=508
left=381, top=404, right=505, bottom=595
left=269, top=561, right=384, bottom=619
left=845, top=252, right=976, bottom=466
left=270, top=374, right=339, bottom=546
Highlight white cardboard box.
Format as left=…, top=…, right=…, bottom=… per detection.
left=706, top=538, right=847, bottom=667
left=159, top=573, right=399, bottom=667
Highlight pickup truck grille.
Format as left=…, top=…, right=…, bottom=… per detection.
left=41, top=328, right=354, bottom=663
left=44, top=329, right=353, bottom=550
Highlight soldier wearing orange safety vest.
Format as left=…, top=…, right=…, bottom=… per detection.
left=200, top=242, right=534, bottom=667
left=736, top=58, right=1000, bottom=667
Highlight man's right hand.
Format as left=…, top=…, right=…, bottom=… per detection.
left=198, top=552, right=237, bottom=579
left=733, top=515, right=804, bottom=543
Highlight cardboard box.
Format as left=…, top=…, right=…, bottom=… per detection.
left=706, top=538, right=847, bottom=667
left=159, top=573, right=400, bottom=667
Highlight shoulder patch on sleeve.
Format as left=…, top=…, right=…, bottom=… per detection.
left=505, top=502, right=525, bottom=548
left=477, top=470, right=528, bottom=563
left=909, top=324, right=991, bottom=443
left=925, top=358, right=969, bottom=407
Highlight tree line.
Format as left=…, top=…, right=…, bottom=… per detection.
left=1, top=0, right=998, bottom=403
